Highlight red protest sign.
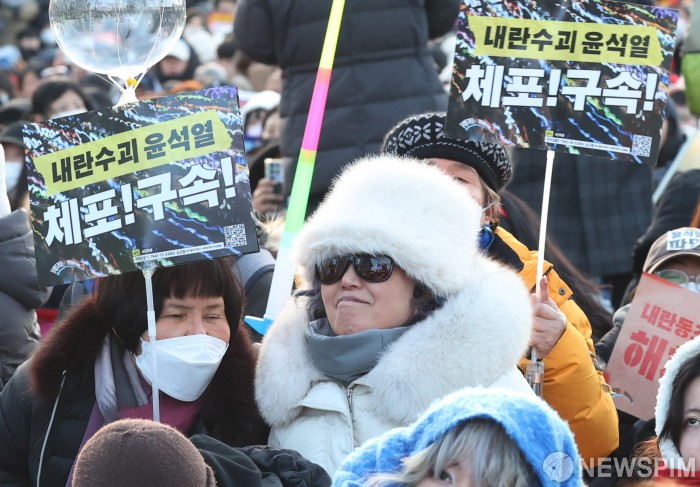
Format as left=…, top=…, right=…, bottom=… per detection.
left=605, top=273, right=700, bottom=420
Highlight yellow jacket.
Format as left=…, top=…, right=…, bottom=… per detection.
left=495, top=227, right=619, bottom=462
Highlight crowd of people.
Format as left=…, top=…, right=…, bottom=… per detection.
left=1, top=0, right=700, bottom=485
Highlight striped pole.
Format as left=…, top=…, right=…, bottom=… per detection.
left=245, top=0, right=346, bottom=335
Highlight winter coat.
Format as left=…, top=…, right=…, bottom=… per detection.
left=631, top=169, right=700, bottom=281
left=595, top=303, right=630, bottom=365
left=192, top=436, right=332, bottom=487
left=0, top=300, right=267, bottom=487
left=255, top=258, right=534, bottom=477
left=234, top=0, right=458, bottom=212
left=494, top=226, right=619, bottom=462
left=655, top=335, right=700, bottom=474
left=0, top=209, right=49, bottom=390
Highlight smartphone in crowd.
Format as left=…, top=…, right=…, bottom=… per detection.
left=264, top=158, right=284, bottom=195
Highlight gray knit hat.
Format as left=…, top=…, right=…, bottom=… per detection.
left=72, top=419, right=216, bottom=487
left=382, top=112, right=512, bottom=191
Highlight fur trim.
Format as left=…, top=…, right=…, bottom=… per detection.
left=30, top=298, right=108, bottom=399
left=255, top=298, right=326, bottom=426
left=255, top=257, right=533, bottom=426
left=202, top=326, right=270, bottom=446
left=656, top=336, right=700, bottom=463
left=294, top=155, right=483, bottom=297
left=30, top=296, right=268, bottom=446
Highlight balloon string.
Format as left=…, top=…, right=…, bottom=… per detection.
left=115, top=0, right=124, bottom=77
left=140, top=7, right=167, bottom=88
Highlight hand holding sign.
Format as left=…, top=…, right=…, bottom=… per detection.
left=530, top=276, right=568, bottom=359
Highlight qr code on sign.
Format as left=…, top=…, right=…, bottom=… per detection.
left=225, top=224, right=247, bottom=247
left=631, top=135, right=652, bottom=158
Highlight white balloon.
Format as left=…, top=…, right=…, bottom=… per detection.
left=49, top=0, right=186, bottom=82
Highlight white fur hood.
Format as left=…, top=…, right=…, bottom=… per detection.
left=656, top=335, right=700, bottom=465
left=255, top=256, right=533, bottom=427
left=293, top=155, right=483, bottom=296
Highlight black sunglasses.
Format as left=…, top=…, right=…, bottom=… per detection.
left=315, top=254, right=394, bottom=285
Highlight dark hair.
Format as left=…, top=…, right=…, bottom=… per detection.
left=691, top=200, right=700, bottom=229
left=186, top=6, right=210, bottom=27
left=33, top=258, right=267, bottom=446
left=498, top=190, right=613, bottom=341
left=217, top=40, right=237, bottom=60
left=95, top=258, right=244, bottom=352
left=658, top=354, right=700, bottom=452
left=16, top=27, right=39, bottom=42
left=17, top=64, right=44, bottom=91
left=31, top=78, right=93, bottom=119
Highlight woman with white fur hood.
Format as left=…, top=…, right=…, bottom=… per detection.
left=649, top=334, right=700, bottom=481
left=254, top=155, right=535, bottom=476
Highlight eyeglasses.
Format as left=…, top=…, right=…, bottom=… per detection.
left=655, top=269, right=700, bottom=286
left=315, top=254, right=394, bottom=285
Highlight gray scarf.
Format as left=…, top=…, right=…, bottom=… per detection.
left=94, top=334, right=148, bottom=422
left=305, top=318, right=408, bottom=385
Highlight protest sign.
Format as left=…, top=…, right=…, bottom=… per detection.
left=605, top=272, right=700, bottom=420
left=446, top=0, right=677, bottom=164
left=24, top=86, right=258, bottom=287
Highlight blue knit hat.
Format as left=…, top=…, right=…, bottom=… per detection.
left=333, top=388, right=580, bottom=487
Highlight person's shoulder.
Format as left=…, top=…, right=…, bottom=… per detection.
left=0, top=359, right=34, bottom=401
left=494, top=226, right=532, bottom=257
left=0, top=209, right=31, bottom=242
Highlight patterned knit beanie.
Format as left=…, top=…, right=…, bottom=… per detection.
left=72, top=419, right=216, bottom=487
left=382, top=112, right=512, bottom=191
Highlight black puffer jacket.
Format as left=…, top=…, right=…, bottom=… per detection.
left=0, top=209, right=49, bottom=390
left=0, top=300, right=268, bottom=487
left=0, top=362, right=93, bottom=487
left=193, top=437, right=332, bottom=486
left=235, top=0, right=458, bottom=213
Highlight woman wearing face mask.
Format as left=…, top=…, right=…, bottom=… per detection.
left=255, top=155, right=534, bottom=476
left=0, top=258, right=268, bottom=486
left=31, top=77, right=93, bottom=121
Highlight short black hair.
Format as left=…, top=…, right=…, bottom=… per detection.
left=31, top=78, right=93, bottom=119
left=96, top=258, right=244, bottom=352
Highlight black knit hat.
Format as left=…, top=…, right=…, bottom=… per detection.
left=382, top=112, right=512, bottom=191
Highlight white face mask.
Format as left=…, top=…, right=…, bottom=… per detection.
left=5, top=161, right=22, bottom=191
left=134, top=334, right=228, bottom=402
left=680, top=282, right=700, bottom=294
